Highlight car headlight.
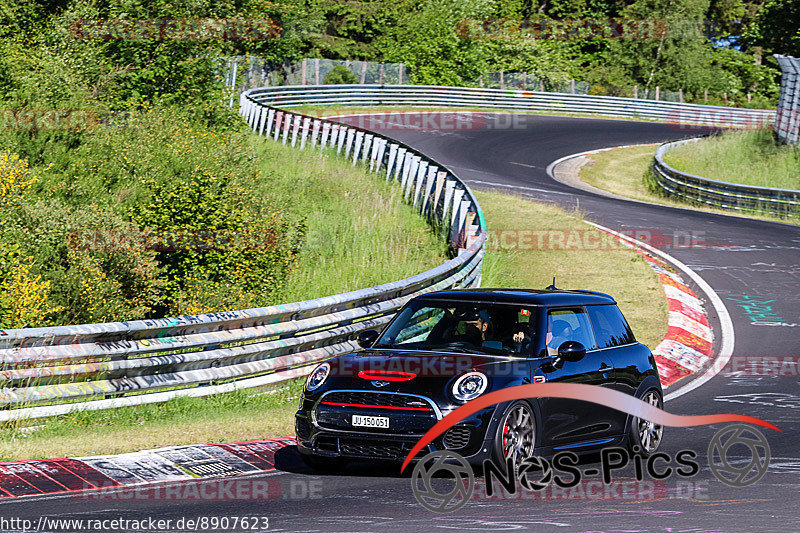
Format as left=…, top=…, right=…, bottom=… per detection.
left=452, top=371, right=488, bottom=402
left=305, top=362, right=330, bottom=392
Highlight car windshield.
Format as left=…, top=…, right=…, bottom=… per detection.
left=374, top=300, right=539, bottom=356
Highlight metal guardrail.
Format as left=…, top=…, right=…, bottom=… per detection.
left=652, top=138, right=800, bottom=217
left=775, top=55, right=800, bottom=145
left=244, top=84, right=775, bottom=128
left=0, top=88, right=487, bottom=421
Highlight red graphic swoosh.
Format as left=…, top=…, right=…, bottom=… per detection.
left=400, top=383, right=780, bottom=472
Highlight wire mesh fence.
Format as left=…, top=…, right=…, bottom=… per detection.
left=775, top=54, right=800, bottom=145
left=220, top=57, right=774, bottom=110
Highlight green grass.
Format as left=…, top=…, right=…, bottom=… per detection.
left=0, top=379, right=304, bottom=461
left=664, top=130, right=800, bottom=191
left=254, top=138, right=448, bottom=302
left=579, top=144, right=800, bottom=226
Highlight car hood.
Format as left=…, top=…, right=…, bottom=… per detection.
left=327, top=348, right=522, bottom=382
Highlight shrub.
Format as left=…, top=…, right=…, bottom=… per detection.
left=323, top=65, right=359, bottom=85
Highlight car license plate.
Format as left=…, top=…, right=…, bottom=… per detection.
left=352, top=415, right=389, bottom=428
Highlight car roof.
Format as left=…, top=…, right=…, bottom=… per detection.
left=416, top=288, right=616, bottom=306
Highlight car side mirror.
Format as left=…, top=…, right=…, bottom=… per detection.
left=558, top=341, right=586, bottom=363
left=357, top=329, right=379, bottom=349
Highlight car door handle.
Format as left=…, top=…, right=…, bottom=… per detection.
left=598, top=362, right=611, bottom=379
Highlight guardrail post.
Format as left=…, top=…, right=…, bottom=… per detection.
left=422, top=165, right=437, bottom=215
left=345, top=129, right=357, bottom=158
left=413, top=161, right=429, bottom=207
left=282, top=113, right=291, bottom=145
left=385, top=144, right=398, bottom=179
left=362, top=134, right=374, bottom=166
left=433, top=171, right=447, bottom=218
left=248, top=104, right=259, bottom=130
left=337, top=126, right=347, bottom=153
left=291, top=115, right=301, bottom=147
left=394, top=148, right=407, bottom=182
left=352, top=131, right=365, bottom=165
left=273, top=111, right=283, bottom=141
left=320, top=122, right=331, bottom=148
left=311, top=119, right=321, bottom=147
left=404, top=156, right=420, bottom=201
left=261, top=108, right=273, bottom=136
left=300, top=117, right=311, bottom=149
left=442, top=179, right=456, bottom=226
left=449, top=191, right=466, bottom=247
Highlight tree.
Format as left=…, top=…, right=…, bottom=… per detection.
left=744, top=0, right=800, bottom=56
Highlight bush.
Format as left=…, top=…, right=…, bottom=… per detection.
left=323, top=65, right=359, bottom=85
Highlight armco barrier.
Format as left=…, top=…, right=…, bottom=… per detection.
left=243, top=84, right=774, bottom=129
left=653, top=138, right=800, bottom=218
left=0, top=88, right=487, bottom=421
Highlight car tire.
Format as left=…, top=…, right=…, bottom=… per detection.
left=300, top=453, right=347, bottom=472
left=628, top=389, right=664, bottom=456
left=492, top=401, right=537, bottom=475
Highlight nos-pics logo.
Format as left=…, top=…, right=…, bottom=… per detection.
left=411, top=424, right=771, bottom=512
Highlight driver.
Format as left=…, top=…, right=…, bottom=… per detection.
left=457, top=309, right=493, bottom=346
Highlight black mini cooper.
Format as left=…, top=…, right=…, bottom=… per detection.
left=295, top=288, right=663, bottom=470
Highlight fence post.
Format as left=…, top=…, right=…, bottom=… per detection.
left=633, top=85, right=638, bottom=99
left=302, top=58, right=307, bottom=85
left=679, top=89, right=683, bottom=103
left=361, top=62, right=367, bottom=84
left=571, top=79, right=575, bottom=94
left=500, top=71, right=504, bottom=90
left=399, top=64, right=404, bottom=85
left=315, top=58, right=320, bottom=85
left=379, top=62, right=384, bottom=84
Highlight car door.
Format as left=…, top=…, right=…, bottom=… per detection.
left=535, top=307, right=618, bottom=449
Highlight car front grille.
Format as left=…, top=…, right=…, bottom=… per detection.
left=443, top=426, right=471, bottom=450
left=321, top=391, right=435, bottom=412
left=339, top=439, right=404, bottom=459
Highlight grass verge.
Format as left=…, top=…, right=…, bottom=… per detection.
left=254, top=137, right=448, bottom=301
left=0, top=173, right=669, bottom=461
left=0, top=379, right=304, bottom=461
left=579, top=144, right=800, bottom=226
left=664, top=130, right=800, bottom=191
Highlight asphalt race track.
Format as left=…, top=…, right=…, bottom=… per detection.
left=3, top=114, right=799, bottom=532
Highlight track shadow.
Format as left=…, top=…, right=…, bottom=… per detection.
left=273, top=445, right=411, bottom=478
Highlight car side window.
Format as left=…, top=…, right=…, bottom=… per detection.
left=586, top=304, right=635, bottom=348
left=546, top=308, right=596, bottom=355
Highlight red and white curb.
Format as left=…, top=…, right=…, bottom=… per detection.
left=587, top=224, right=716, bottom=388
left=0, top=438, right=295, bottom=500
